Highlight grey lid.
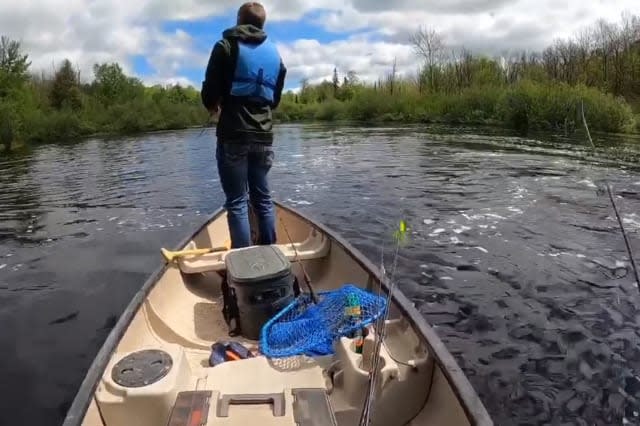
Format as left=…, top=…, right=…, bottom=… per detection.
left=225, top=245, right=291, bottom=283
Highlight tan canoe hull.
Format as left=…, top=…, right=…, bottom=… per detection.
left=63, top=202, right=493, bottom=426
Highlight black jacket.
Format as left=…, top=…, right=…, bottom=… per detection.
left=201, top=24, right=287, bottom=144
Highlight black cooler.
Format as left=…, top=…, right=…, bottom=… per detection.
left=224, top=245, right=296, bottom=340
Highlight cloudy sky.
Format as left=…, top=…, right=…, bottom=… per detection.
left=0, top=1, right=637, bottom=91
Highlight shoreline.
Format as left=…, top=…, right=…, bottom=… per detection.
left=2, top=118, right=637, bottom=157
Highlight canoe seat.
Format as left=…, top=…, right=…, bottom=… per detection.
left=177, top=229, right=331, bottom=274
left=97, top=342, right=336, bottom=426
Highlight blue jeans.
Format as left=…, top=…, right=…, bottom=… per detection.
left=216, top=142, right=276, bottom=248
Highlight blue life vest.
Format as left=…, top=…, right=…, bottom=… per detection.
left=230, top=39, right=281, bottom=104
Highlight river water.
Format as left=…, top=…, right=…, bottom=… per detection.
left=0, top=124, right=639, bottom=425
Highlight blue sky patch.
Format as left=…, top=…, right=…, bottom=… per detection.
left=131, top=55, right=153, bottom=76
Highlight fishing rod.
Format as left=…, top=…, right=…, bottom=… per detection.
left=358, top=220, right=406, bottom=426
left=196, top=117, right=215, bottom=138
left=580, top=100, right=640, bottom=288
left=279, top=215, right=318, bottom=304
left=196, top=107, right=220, bottom=138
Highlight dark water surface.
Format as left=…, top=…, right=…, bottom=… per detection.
left=1, top=124, right=639, bottom=425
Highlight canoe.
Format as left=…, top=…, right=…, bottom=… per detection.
left=63, top=202, right=493, bottom=426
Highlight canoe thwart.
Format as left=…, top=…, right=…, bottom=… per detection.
left=177, top=229, right=331, bottom=274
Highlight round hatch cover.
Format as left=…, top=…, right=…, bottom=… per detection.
left=111, top=349, right=173, bottom=388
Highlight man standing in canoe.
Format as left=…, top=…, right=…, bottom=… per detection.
left=201, top=2, right=287, bottom=248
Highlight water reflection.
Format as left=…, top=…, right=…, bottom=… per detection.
left=0, top=155, right=44, bottom=246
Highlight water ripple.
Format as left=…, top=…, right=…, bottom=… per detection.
left=0, top=125, right=639, bottom=425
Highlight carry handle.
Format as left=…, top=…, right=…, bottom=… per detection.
left=216, top=393, right=285, bottom=417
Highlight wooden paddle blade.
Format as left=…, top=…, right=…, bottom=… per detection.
left=161, top=248, right=176, bottom=262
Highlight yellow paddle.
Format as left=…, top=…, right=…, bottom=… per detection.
left=161, top=246, right=228, bottom=263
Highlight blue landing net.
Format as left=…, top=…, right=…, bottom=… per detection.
left=259, top=284, right=387, bottom=358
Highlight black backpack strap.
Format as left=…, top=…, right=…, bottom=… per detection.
left=292, top=276, right=301, bottom=297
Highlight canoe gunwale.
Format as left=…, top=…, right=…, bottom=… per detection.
left=61, top=208, right=225, bottom=426
left=63, top=202, right=493, bottom=426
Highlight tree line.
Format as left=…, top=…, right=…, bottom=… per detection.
left=1, top=13, right=639, bottom=153
left=277, top=13, right=640, bottom=135
left=0, top=36, right=207, bottom=152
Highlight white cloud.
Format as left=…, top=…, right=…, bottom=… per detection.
left=314, top=0, right=640, bottom=54
left=144, top=75, right=197, bottom=88
left=279, top=0, right=639, bottom=89
left=0, top=0, right=149, bottom=81
left=277, top=37, right=416, bottom=88
left=143, top=0, right=346, bottom=21
left=141, top=29, right=208, bottom=86
left=0, top=0, right=637, bottom=91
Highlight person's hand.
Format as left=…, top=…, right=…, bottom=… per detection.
left=208, top=104, right=220, bottom=119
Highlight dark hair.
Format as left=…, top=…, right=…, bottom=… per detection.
left=237, top=2, right=267, bottom=29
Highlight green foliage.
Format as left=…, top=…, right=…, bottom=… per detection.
left=279, top=79, right=635, bottom=134
left=272, top=93, right=314, bottom=121
left=0, top=35, right=209, bottom=152
left=91, top=63, right=144, bottom=106
left=0, top=36, right=31, bottom=98
left=496, top=87, right=531, bottom=133
left=0, top=37, right=34, bottom=150
left=22, top=108, right=91, bottom=143
left=315, top=99, right=347, bottom=121
left=495, top=81, right=635, bottom=133
left=50, top=59, right=82, bottom=110
left=0, top=101, right=14, bottom=150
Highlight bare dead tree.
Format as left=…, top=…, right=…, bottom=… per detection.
left=594, top=19, right=613, bottom=85
left=411, top=26, right=444, bottom=92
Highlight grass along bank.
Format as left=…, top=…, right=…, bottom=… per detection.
left=274, top=80, right=636, bottom=134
